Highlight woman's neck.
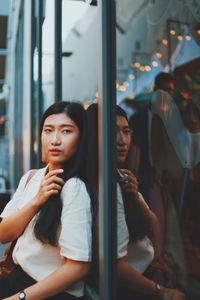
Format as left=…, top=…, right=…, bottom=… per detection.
left=48, top=163, right=63, bottom=172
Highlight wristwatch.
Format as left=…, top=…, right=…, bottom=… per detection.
left=18, top=291, right=26, bottom=300
left=155, top=283, right=161, bottom=294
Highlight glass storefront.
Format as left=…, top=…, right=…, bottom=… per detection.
left=116, top=1, right=200, bottom=299
left=3, top=0, right=200, bottom=299
left=61, top=0, right=98, bottom=105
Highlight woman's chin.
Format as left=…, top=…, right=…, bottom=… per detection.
left=117, top=157, right=126, bottom=166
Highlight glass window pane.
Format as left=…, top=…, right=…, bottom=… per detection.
left=32, top=0, right=55, bottom=168
left=62, top=0, right=98, bottom=105
left=42, top=0, right=55, bottom=109
left=116, top=1, right=200, bottom=299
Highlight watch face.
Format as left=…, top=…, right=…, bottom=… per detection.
left=156, top=283, right=161, bottom=292
left=19, top=291, right=26, bottom=299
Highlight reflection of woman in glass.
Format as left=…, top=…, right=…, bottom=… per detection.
left=87, top=104, right=185, bottom=300
left=0, top=102, right=92, bottom=300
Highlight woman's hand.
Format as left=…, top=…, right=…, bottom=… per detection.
left=157, top=287, right=185, bottom=300
left=34, top=169, right=64, bottom=207
left=118, top=168, right=139, bottom=197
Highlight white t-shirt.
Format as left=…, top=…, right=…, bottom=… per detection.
left=1, top=168, right=92, bottom=297
left=117, top=183, right=154, bottom=273
left=117, top=184, right=129, bottom=258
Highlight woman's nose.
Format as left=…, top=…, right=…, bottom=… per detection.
left=117, top=131, right=126, bottom=145
left=51, top=132, right=61, bottom=145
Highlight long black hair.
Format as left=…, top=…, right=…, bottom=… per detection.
left=34, top=101, right=88, bottom=246
left=116, top=105, right=149, bottom=242
left=86, top=104, right=149, bottom=243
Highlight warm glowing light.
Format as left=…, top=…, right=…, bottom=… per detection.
left=170, top=29, right=176, bottom=35
left=132, top=61, right=141, bottom=68
left=119, top=85, right=126, bottom=92
left=177, top=33, right=183, bottom=41
left=156, top=51, right=162, bottom=58
left=129, top=74, right=135, bottom=80
left=197, top=29, right=200, bottom=35
left=152, top=60, right=158, bottom=67
left=116, top=82, right=119, bottom=89
left=145, top=65, right=151, bottom=72
left=185, top=34, right=191, bottom=41
left=139, top=66, right=145, bottom=72
left=162, top=38, right=168, bottom=45
left=0, top=116, right=4, bottom=125
left=123, top=81, right=129, bottom=88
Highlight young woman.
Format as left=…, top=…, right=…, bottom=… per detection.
left=116, top=106, right=185, bottom=300
left=0, top=102, right=92, bottom=300
left=86, top=103, right=185, bottom=300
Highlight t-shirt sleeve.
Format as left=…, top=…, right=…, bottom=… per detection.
left=0, top=171, right=31, bottom=218
left=59, top=178, right=92, bottom=262
left=117, top=184, right=129, bottom=259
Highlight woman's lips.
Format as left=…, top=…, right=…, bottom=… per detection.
left=49, top=149, right=62, bottom=155
left=117, top=149, right=127, bottom=156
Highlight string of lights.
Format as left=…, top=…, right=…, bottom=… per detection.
left=116, top=19, right=200, bottom=94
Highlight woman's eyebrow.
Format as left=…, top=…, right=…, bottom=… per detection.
left=43, top=124, right=74, bottom=128
left=117, top=125, right=130, bottom=129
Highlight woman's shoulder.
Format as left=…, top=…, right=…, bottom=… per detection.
left=21, top=168, right=44, bottom=183
left=61, top=177, right=90, bottom=206
left=17, top=170, right=35, bottom=188
left=21, top=168, right=44, bottom=179
left=62, top=177, right=88, bottom=195
left=64, top=176, right=85, bottom=187
left=17, top=168, right=45, bottom=190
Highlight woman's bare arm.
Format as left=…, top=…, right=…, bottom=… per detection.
left=119, top=168, right=162, bottom=258
left=3, top=259, right=90, bottom=300
left=0, top=169, right=64, bottom=243
left=118, top=259, right=185, bottom=300
left=118, top=258, right=156, bottom=294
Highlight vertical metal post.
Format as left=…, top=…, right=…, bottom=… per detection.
left=14, top=7, right=24, bottom=187
left=167, top=19, right=171, bottom=72
left=54, top=0, right=62, bottom=102
left=36, top=0, right=43, bottom=166
left=98, top=0, right=117, bottom=299
left=30, top=0, right=35, bottom=168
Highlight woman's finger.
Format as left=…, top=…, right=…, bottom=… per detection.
left=119, top=169, right=134, bottom=176
left=120, top=169, right=139, bottom=181
left=48, top=183, right=62, bottom=191
left=120, top=175, right=138, bottom=185
left=122, top=182, right=137, bottom=189
left=46, top=176, right=65, bottom=186
left=46, top=189, right=59, bottom=196
left=45, top=169, right=64, bottom=179
left=120, top=177, right=138, bottom=188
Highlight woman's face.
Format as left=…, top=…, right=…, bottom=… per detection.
left=116, top=115, right=132, bottom=166
left=41, top=112, right=80, bottom=170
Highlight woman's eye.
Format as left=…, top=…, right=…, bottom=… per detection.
left=62, top=129, right=71, bottom=134
left=44, top=128, right=52, bottom=133
left=123, top=129, right=132, bottom=135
